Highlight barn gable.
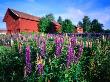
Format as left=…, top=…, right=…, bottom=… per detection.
left=3, top=8, right=40, bottom=22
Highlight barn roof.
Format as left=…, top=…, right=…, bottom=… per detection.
left=52, top=21, right=61, bottom=26
left=8, top=8, right=40, bottom=21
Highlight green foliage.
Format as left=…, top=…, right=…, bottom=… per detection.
left=78, top=21, right=83, bottom=27
left=62, top=19, right=74, bottom=33
left=104, top=29, right=110, bottom=33
left=39, top=13, right=57, bottom=33
left=45, top=13, right=55, bottom=21
left=0, top=46, right=24, bottom=82
left=77, top=40, right=110, bottom=82
left=90, top=19, right=103, bottom=33
left=0, top=34, right=110, bottom=82
left=82, top=16, right=91, bottom=32
left=57, top=16, right=63, bottom=25
left=39, top=17, right=51, bottom=33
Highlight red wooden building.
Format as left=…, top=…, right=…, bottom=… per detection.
left=3, top=8, right=40, bottom=34
left=75, top=26, right=83, bottom=33
left=3, top=8, right=61, bottom=34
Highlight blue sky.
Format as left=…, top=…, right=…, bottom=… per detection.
left=0, top=0, right=110, bottom=30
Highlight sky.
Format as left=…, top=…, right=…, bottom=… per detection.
left=0, top=0, right=110, bottom=30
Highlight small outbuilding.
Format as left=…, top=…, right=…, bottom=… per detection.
left=75, top=25, right=83, bottom=33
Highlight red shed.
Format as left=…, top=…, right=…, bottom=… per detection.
left=75, top=26, right=83, bottom=33
left=3, top=8, right=40, bottom=34
left=51, top=21, right=61, bottom=33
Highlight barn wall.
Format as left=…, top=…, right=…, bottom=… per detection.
left=55, top=25, right=61, bottom=32
left=4, top=11, right=19, bottom=34
left=19, top=18, right=39, bottom=32
left=76, top=27, right=83, bottom=33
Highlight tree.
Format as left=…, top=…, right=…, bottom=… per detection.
left=78, top=21, right=83, bottom=27
left=46, top=13, right=54, bottom=21
left=57, top=16, right=63, bottom=25
left=104, top=29, right=110, bottom=33
left=62, top=19, right=74, bottom=33
left=82, top=16, right=91, bottom=32
left=57, top=16, right=63, bottom=33
left=39, top=13, right=56, bottom=33
left=91, top=19, right=103, bottom=33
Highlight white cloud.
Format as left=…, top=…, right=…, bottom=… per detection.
left=55, top=7, right=110, bottom=29
left=55, top=7, right=85, bottom=25
left=89, top=7, right=110, bottom=29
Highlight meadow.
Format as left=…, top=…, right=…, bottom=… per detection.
left=0, top=33, right=110, bottom=82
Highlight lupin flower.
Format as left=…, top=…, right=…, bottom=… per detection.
left=40, top=41, right=46, bottom=57
left=39, top=37, right=46, bottom=57
left=36, top=56, right=44, bottom=75
left=70, top=36, right=76, bottom=47
left=55, top=36, right=63, bottom=57
left=74, top=45, right=83, bottom=63
left=66, top=44, right=74, bottom=68
left=37, top=64, right=43, bottom=75
left=34, top=34, right=38, bottom=41
left=24, top=45, right=31, bottom=76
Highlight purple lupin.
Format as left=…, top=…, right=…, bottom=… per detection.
left=37, top=56, right=44, bottom=75
left=25, top=45, right=31, bottom=76
left=70, top=35, right=76, bottom=47
left=73, top=45, right=83, bottom=63
left=66, top=44, right=74, bottom=68
left=55, top=36, right=63, bottom=57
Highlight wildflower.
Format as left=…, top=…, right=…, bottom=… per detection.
left=55, top=36, right=63, bottom=57
left=39, top=37, right=46, bottom=57
left=25, top=45, right=31, bottom=76
left=74, top=45, right=83, bottom=63
left=66, top=44, right=74, bottom=68
left=70, top=36, right=76, bottom=47
left=37, top=64, right=43, bottom=75
left=36, top=56, right=44, bottom=75
left=86, top=41, right=89, bottom=47
left=34, top=34, right=38, bottom=41
left=40, top=41, right=46, bottom=57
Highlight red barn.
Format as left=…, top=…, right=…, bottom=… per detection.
left=51, top=21, right=61, bottom=33
left=3, top=8, right=61, bottom=34
left=75, top=26, right=83, bottom=33
left=3, top=8, right=40, bottom=34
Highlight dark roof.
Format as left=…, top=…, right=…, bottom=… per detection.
left=52, top=21, right=61, bottom=26
left=9, top=8, right=40, bottom=21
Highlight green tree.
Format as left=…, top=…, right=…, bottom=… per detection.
left=57, top=16, right=63, bottom=25
left=91, top=19, right=103, bottom=32
left=39, top=13, right=55, bottom=33
left=62, top=19, right=74, bottom=33
left=104, top=29, right=110, bottom=33
left=78, top=21, right=83, bottom=27
left=39, top=17, right=51, bottom=33
left=82, top=16, right=91, bottom=32
left=46, top=14, right=55, bottom=33
left=46, top=13, right=54, bottom=21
